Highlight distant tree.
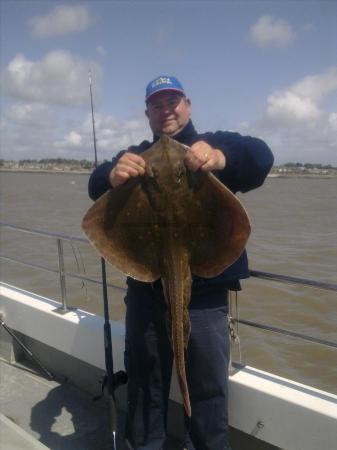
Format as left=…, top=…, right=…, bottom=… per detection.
left=80, top=159, right=93, bottom=169
left=284, top=162, right=304, bottom=168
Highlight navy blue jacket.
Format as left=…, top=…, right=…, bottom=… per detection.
left=88, top=120, right=274, bottom=290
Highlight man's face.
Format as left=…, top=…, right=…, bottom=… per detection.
left=146, top=91, right=191, bottom=137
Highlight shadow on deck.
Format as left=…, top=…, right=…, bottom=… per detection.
left=0, top=358, right=280, bottom=450
left=0, top=359, right=183, bottom=450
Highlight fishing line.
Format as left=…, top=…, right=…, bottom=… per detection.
left=69, top=239, right=90, bottom=302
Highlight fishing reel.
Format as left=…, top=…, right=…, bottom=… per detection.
left=94, top=370, right=128, bottom=402
left=112, top=370, right=128, bottom=390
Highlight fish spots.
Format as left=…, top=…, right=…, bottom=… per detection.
left=82, top=134, right=251, bottom=419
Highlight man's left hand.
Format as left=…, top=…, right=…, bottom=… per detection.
left=184, top=141, right=226, bottom=172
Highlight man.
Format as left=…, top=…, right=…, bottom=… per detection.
left=88, top=75, right=274, bottom=450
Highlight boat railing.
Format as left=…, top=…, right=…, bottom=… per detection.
left=1, top=221, right=336, bottom=349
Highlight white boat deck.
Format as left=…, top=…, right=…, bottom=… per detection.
left=1, top=282, right=337, bottom=450
left=0, top=359, right=126, bottom=450
left=0, top=413, right=49, bottom=450
left=0, top=358, right=279, bottom=450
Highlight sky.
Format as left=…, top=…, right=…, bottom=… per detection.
left=1, top=0, right=337, bottom=165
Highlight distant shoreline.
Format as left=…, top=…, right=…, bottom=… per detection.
left=1, top=168, right=336, bottom=178
left=268, top=174, right=336, bottom=179
left=0, top=168, right=91, bottom=175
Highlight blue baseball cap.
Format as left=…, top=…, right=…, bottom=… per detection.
left=145, top=75, right=185, bottom=102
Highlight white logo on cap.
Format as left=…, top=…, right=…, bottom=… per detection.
left=152, top=76, right=172, bottom=88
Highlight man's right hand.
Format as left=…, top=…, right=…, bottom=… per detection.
left=109, top=152, right=146, bottom=187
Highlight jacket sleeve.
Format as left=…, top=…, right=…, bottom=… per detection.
left=87, top=140, right=152, bottom=200
left=88, top=150, right=126, bottom=200
left=211, top=131, right=274, bottom=193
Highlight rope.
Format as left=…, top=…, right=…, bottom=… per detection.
left=228, top=290, right=242, bottom=372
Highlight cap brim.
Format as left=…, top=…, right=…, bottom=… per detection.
left=146, top=87, right=185, bottom=102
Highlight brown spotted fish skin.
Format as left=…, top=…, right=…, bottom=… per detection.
left=82, top=135, right=251, bottom=418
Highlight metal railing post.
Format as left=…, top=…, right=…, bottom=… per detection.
left=55, top=238, right=69, bottom=313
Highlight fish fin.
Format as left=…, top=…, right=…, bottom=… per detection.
left=187, top=173, right=251, bottom=278
left=82, top=178, right=161, bottom=282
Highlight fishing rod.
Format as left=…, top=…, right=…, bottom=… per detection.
left=0, top=315, right=54, bottom=381
left=88, top=71, right=127, bottom=450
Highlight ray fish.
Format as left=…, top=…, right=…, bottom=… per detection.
left=82, top=135, right=251, bottom=417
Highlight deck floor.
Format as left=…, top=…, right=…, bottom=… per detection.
left=0, top=359, right=182, bottom=450
left=0, top=358, right=281, bottom=450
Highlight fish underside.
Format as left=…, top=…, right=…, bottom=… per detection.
left=82, top=135, right=251, bottom=418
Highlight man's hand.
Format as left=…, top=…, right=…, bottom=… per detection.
left=109, top=152, right=146, bottom=187
left=184, top=141, right=226, bottom=172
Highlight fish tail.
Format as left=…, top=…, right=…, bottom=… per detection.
left=162, top=243, right=192, bottom=418
left=171, top=308, right=192, bottom=417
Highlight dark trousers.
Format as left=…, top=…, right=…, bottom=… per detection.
left=124, top=282, right=231, bottom=450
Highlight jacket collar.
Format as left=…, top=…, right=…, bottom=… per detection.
left=153, top=120, right=198, bottom=147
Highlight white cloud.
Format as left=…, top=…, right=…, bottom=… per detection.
left=238, top=67, right=337, bottom=164
left=65, top=131, right=83, bottom=147
left=29, top=4, right=94, bottom=38
left=267, top=92, right=321, bottom=122
left=328, top=112, right=337, bottom=131
left=1, top=51, right=101, bottom=106
left=1, top=109, right=152, bottom=161
left=250, top=15, right=295, bottom=48
left=267, top=67, right=337, bottom=123
left=5, top=102, right=50, bottom=127
left=291, top=67, right=337, bottom=102
left=239, top=114, right=337, bottom=165
left=49, top=113, right=151, bottom=160
left=77, top=113, right=151, bottom=155
left=1, top=118, right=54, bottom=160
left=1, top=46, right=150, bottom=161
